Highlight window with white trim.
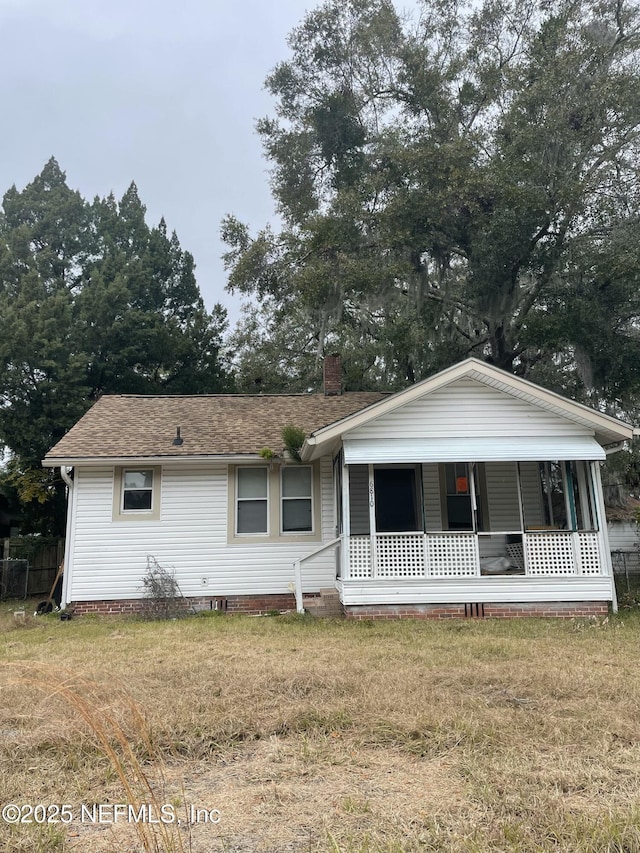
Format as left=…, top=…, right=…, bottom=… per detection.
left=281, top=466, right=313, bottom=533
left=236, top=467, right=269, bottom=534
left=122, top=469, right=154, bottom=512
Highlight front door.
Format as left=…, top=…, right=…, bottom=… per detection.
left=374, top=468, right=419, bottom=532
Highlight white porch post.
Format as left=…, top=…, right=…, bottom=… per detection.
left=591, top=460, right=618, bottom=612
left=368, top=464, right=377, bottom=579
left=293, top=558, right=304, bottom=613
left=341, top=457, right=350, bottom=581
left=469, top=462, right=480, bottom=575
left=469, top=462, right=478, bottom=525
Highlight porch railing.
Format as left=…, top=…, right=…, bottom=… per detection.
left=345, top=531, right=603, bottom=579
left=293, top=537, right=341, bottom=613
left=525, top=530, right=601, bottom=575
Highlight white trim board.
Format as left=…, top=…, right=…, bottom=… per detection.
left=343, top=435, right=606, bottom=463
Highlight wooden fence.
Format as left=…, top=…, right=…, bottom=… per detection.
left=2, top=537, right=64, bottom=597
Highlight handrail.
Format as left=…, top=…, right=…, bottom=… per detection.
left=293, top=537, right=341, bottom=614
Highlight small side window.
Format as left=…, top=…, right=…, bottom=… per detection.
left=113, top=466, right=161, bottom=521
left=122, top=469, right=154, bottom=512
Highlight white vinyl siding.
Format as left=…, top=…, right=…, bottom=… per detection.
left=484, top=463, right=521, bottom=531
left=67, top=458, right=336, bottom=603
left=347, top=377, right=595, bottom=441
left=519, top=462, right=546, bottom=528
left=422, top=464, right=442, bottom=530
left=349, top=466, right=370, bottom=535
left=608, top=522, right=638, bottom=552
left=338, top=576, right=614, bottom=606
left=343, top=435, right=604, bottom=463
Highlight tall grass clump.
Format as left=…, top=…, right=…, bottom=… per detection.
left=0, top=661, right=190, bottom=853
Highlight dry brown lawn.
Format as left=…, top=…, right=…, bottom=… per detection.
left=1, top=605, right=640, bottom=852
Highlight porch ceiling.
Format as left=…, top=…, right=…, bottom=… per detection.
left=342, top=435, right=606, bottom=463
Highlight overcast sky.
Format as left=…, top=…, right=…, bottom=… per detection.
left=0, top=0, right=320, bottom=324
left=0, top=0, right=421, bottom=326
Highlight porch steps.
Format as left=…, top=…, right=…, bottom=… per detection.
left=303, top=588, right=342, bottom=618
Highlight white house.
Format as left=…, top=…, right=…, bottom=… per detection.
left=43, top=357, right=636, bottom=619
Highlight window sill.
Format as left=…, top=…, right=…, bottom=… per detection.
left=112, top=512, right=161, bottom=523
left=228, top=532, right=322, bottom=545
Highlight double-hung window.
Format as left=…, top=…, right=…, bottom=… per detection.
left=281, top=466, right=313, bottom=533
left=230, top=464, right=318, bottom=541
left=113, top=466, right=161, bottom=521
left=236, top=467, right=269, bottom=535
left=122, top=469, right=154, bottom=512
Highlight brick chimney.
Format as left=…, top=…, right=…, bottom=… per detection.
left=323, top=354, right=342, bottom=396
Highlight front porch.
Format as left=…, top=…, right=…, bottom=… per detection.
left=291, top=359, right=636, bottom=617
left=332, top=458, right=615, bottom=610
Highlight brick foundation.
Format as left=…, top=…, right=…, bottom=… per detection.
left=342, top=601, right=610, bottom=620
left=71, top=593, right=298, bottom=617
left=72, top=599, right=144, bottom=616
left=70, top=596, right=610, bottom=620
left=481, top=601, right=609, bottom=619
left=342, top=603, right=467, bottom=619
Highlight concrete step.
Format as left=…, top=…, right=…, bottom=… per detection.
left=318, top=588, right=340, bottom=600
left=303, top=590, right=342, bottom=617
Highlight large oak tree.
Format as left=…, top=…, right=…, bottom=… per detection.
left=224, top=0, right=640, bottom=404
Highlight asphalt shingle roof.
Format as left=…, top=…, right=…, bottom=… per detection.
left=44, top=392, right=387, bottom=461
